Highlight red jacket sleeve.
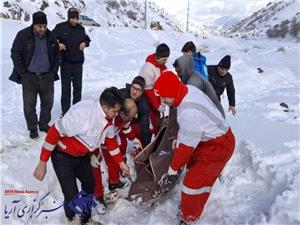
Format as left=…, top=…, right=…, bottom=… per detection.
left=170, top=143, right=194, bottom=172
left=144, top=89, right=161, bottom=110
left=40, top=125, right=61, bottom=162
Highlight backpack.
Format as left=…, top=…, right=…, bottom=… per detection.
left=192, top=52, right=208, bottom=80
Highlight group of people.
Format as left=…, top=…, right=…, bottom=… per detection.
left=9, top=8, right=237, bottom=225
left=10, top=8, right=90, bottom=139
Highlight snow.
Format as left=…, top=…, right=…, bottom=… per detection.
left=1, top=12, right=300, bottom=225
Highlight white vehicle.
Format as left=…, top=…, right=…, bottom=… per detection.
left=79, top=15, right=100, bottom=27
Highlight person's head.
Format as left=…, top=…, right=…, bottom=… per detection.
left=119, top=98, right=137, bottom=122
left=217, top=55, right=231, bottom=76
left=68, top=7, right=79, bottom=26
left=154, top=70, right=188, bottom=107
left=100, top=87, right=124, bottom=120
left=181, top=41, right=196, bottom=53
left=155, top=43, right=170, bottom=65
left=32, top=11, right=47, bottom=37
left=172, top=54, right=195, bottom=83
left=130, top=76, right=145, bottom=101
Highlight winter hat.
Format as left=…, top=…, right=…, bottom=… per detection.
left=32, top=11, right=47, bottom=25
left=218, top=55, right=231, bottom=69
left=156, top=43, right=170, bottom=59
left=68, top=8, right=79, bottom=20
left=154, top=70, right=188, bottom=106
left=131, top=76, right=145, bottom=90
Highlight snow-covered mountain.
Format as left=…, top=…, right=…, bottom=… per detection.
left=0, top=0, right=184, bottom=32
left=225, top=0, right=300, bottom=40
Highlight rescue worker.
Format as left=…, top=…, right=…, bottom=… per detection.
left=154, top=71, right=235, bottom=225
left=33, top=87, right=130, bottom=225
left=139, top=43, right=170, bottom=134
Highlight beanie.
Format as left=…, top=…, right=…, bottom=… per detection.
left=218, top=55, right=231, bottom=69
left=32, top=11, right=47, bottom=25
left=68, top=8, right=79, bottom=20
left=154, top=71, right=188, bottom=107
left=131, top=76, right=145, bottom=90
left=156, top=43, right=170, bottom=59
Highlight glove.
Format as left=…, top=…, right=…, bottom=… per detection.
left=158, top=104, right=166, bottom=113
left=158, top=173, right=178, bottom=188
left=132, top=138, right=142, bottom=150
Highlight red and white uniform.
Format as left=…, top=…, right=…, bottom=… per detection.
left=139, top=53, right=167, bottom=134
left=39, top=100, right=123, bottom=198
left=167, top=85, right=235, bottom=223
left=101, top=118, right=135, bottom=185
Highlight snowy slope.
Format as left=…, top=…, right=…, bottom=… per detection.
left=0, top=0, right=183, bottom=31
left=1, top=15, right=300, bottom=225
left=225, top=0, right=300, bottom=40
left=151, top=0, right=274, bottom=35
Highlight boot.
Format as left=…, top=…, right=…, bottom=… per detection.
left=29, top=129, right=39, bottom=139
left=108, top=181, right=125, bottom=191
left=39, top=125, right=50, bottom=133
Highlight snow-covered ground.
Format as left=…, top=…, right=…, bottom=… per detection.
left=1, top=18, right=299, bottom=225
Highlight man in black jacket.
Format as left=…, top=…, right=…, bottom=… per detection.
left=52, top=7, right=91, bottom=115
left=119, top=76, right=152, bottom=147
left=9, top=11, right=59, bottom=139
left=208, top=55, right=236, bottom=115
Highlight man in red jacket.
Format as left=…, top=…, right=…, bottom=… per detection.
left=154, top=71, right=235, bottom=225
left=95, top=98, right=140, bottom=193
left=139, top=43, right=170, bottom=134
left=33, top=87, right=129, bottom=225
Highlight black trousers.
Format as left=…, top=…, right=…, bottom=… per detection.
left=60, top=63, right=83, bottom=114
left=51, top=149, right=95, bottom=222
left=21, top=72, right=54, bottom=131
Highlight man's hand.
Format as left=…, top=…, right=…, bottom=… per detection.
left=228, top=106, right=236, bottom=115
left=33, top=160, right=47, bottom=181
left=90, top=154, right=101, bottom=168
left=58, top=43, right=67, bottom=51
left=79, top=42, right=86, bottom=51
left=119, top=161, right=130, bottom=176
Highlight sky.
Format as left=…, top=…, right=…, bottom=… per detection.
left=149, top=0, right=276, bottom=23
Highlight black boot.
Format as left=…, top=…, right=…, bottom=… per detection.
left=108, top=181, right=125, bottom=191
left=29, top=129, right=39, bottom=139
left=39, top=125, right=50, bottom=133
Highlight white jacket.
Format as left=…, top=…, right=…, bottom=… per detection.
left=55, top=100, right=110, bottom=151
left=139, top=62, right=162, bottom=89
left=177, top=85, right=229, bottom=148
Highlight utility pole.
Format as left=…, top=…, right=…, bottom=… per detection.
left=186, top=0, right=190, bottom=32
left=145, top=0, right=147, bottom=29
